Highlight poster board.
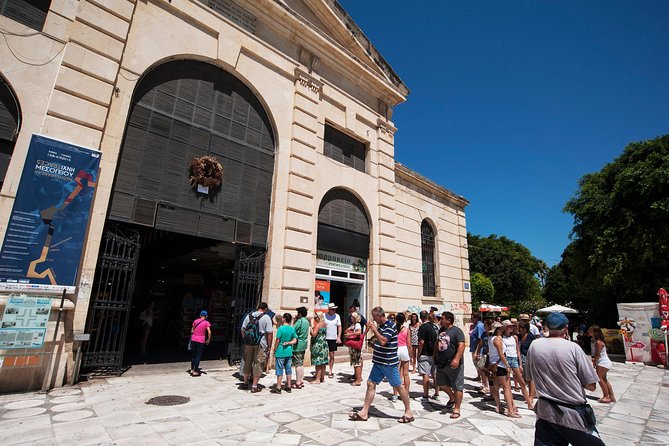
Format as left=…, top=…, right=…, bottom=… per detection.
left=0, top=135, right=100, bottom=293
left=617, top=302, right=662, bottom=364
left=0, top=295, right=52, bottom=348
left=314, top=279, right=330, bottom=314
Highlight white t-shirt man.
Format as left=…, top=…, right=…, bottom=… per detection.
left=324, top=312, right=341, bottom=340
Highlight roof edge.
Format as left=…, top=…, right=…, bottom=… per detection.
left=395, top=163, right=470, bottom=209
left=324, top=0, right=410, bottom=97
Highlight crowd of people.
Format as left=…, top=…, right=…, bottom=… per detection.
left=188, top=302, right=611, bottom=445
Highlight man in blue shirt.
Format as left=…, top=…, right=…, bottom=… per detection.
left=469, top=314, right=488, bottom=393
left=349, top=306, right=414, bottom=424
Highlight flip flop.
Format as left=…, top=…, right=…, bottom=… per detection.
left=397, top=415, right=415, bottom=424
left=445, top=400, right=455, bottom=409
left=349, top=413, right=368, bottom=421
left=350, top=382, right=362, bottom=386
left=507, top=412, right=522, bottom=418
left=450, top=412, right=461, bottom=419
left=328, top=373, right=334, bottom=378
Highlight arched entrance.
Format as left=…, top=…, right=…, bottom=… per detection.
left=316, top=189, right=370, bottom=320
left=0, top=76, right=20, bottom=189
left=84, top=60, right=275, bottom=372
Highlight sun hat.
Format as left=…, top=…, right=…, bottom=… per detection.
left=501, top=319, right=514, bottom=329
left=327, top=303, right=338, bottom=310
left=519, top=313, right=531, bottom=320
left=200, top=310, right=208, bottom=317
left=546, top=312, right=569, bottom=329
left=489, top=321, right=503, bottom=333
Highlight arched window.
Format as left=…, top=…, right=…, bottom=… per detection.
left=0, top=76, right=20, bottom=189
left=421, top=220, right=436, bottom=296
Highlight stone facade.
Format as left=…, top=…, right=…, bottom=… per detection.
left=0, top=0, right=470, bottom=391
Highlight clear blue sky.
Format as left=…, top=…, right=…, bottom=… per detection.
left=338, top=0, right=669, bottom=265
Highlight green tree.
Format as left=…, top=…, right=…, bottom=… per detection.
left=470, top=272, right=494, bottom=312
left=556, top=135, right=669, bottom=323
left=467, top=233, right=546, bottom=312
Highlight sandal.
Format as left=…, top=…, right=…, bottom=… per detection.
left=450, top=412, right=461, bottom=419
left=348, top=413, right=368, bottom=421
left=269, top=387, right=281, bottom=394
left=250, top=387, right=262, bottom=393
left=507, top=411, right=522, bottom=418
left=397, top=415, right=415, bottom=424
left=350, top=382, right=362, bottom=386
left=328, top=373, right=334, bottom=378
left=445, top=400, right=455, bottom=409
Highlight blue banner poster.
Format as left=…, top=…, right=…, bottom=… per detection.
left=0, top=135, right=100, bottom=293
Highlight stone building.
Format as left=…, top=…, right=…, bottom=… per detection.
left=0, top=0, right=470, bottom=391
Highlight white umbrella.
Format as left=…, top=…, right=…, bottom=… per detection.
left=537, top=304, right=579, bottom=314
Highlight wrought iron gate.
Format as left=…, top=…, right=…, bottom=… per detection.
left=228, top=250, right=265, bottom=365
left=82, top=225, right=140, bottom=375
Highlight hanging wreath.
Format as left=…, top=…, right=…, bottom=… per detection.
left=189, top=156, right=223, bottom=189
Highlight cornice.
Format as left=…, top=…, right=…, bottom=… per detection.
left=395, top=163, right=470, bottom=209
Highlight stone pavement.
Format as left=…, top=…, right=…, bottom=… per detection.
left=1, top=354, right=668, bottom=445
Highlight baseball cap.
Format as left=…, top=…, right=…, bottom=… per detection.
left=519, top=313, right=530, bottom=320
left=200, top=310, right=208, bottom=317
left=546, top=312, right=569, bottom=329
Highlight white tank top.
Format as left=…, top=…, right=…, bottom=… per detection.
left=591, top=340, right=611, bottom=363
left=488, top=336, right=500, bottom=364
left=502, top=335, right=517, bottom=358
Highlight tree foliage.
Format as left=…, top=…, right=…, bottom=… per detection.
left=470, top=272, right=494, bottom=312
left=467, top=233, right=546, bottom=313
left=546, top=135, right=669, bottom=324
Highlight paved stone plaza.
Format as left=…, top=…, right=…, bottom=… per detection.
left=1, top=355, right=668, bottom=445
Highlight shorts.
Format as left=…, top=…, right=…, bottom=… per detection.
left=596, top=357, right=613, bottom=369
left=243, top=345, right=266, bottom=377
left=327, top=339, right=338, bottom=352
left=507, top=357, right=520, bottom=369
left=398, top=346, right=410, bottom=362
left=417, top=355, right=434, bottom=376
left=292, top=351, right=305, bottom=367
left=496, top=366, right=508, bottom=377
left=275, top=356, right=292, bottom=376
left=436, top=364, right=465, bottom=391
left=368, top=363, right=402, bottom=387
left=349, top=347, right=362, bottom=367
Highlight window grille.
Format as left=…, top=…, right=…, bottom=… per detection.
left=421, top=220, right=436, bottom=297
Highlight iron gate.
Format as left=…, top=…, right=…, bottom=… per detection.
left=228, top=250, right=265, bottom=365
left=82, top=225, right=140, bottom=375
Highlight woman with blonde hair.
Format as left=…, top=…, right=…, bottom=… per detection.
left=344, top=312, right=363, bottom=386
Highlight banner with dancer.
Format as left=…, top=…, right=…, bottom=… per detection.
left=0, top=135, right=100, bottom=293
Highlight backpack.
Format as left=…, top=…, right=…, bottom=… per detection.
left=243, top=313, right=266, bottom=345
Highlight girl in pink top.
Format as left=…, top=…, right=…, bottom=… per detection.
left=189, top=311, right=211, bottom=376
left=392, top=313, right=411, bottom=400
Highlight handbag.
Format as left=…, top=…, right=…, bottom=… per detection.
left=344, top=334, right=363, bottom=350
left=475, top=353, right=488, bottom=369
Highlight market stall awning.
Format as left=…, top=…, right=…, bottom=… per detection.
left=537, top=304, right=579, bottom=314
left=480, top=302, right=509, bottom=312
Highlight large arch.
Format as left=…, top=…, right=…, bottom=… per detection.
left=317, top=188, right=370, bottom=258
left=108, top=59, right=276, bottom=245
left=0, top=75, right=20, bottom=190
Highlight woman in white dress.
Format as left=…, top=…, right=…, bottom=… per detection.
left=588, top=325, right=615, bottom=403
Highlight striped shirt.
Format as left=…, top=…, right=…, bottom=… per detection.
left=372, top=320, right=399, bottom=366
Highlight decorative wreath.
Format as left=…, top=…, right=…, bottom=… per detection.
left=189, top=156, right=223, bottom=188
